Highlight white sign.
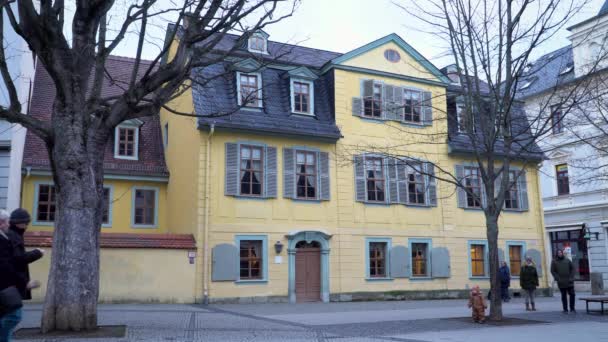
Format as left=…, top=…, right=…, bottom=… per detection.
left=274, top=256, right=283, bottom=264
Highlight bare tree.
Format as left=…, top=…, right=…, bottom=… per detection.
left=353, top=0, right=596, bottom=320
left=0, top=0, right=297, bottom=333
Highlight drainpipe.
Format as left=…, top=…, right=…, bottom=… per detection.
left=203, top=123, right=215, bottom=305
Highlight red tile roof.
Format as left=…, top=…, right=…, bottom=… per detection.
left=23, top=55, right=169, bottom=177
left=24, top=231, right=196, bottom=250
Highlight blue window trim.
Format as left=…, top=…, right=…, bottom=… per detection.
left=234, top=141, right=269, bottom=199
left=505, top=240, right=527, bottom=278
left=130, top=186, right=160, bottom=229
left=102, top=185, right=114, bottom=228
left=235, top=71, right=263, bottom=108
left=468, top=240, right=489, bottom=279
left=235, top=235, right=268, bottom=283
left=32, top=181, right=55, bottom=226
left=289, top=78, right=315, bottom=116
left=291, top=146, right=322, bottom=201
left=365, top=237, right=393, bottom=281
left=409, top=238, right=433, bottom=280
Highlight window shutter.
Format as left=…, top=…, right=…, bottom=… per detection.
left=283, top=148, right=295, bottom=198
left=319, top=152, right=330, bottom=201
left=526, top=249, right=542, bottom=277
left=518, top=170, right=529, bottom=211
left=431, top=247, right=451, bottom=278
left=265, top=146, right=277, bottom=198
left=212, top=243, right=238, bottom=281
left=225, top=143, right=239, bottom=196
left=455, top=165, right=467, bottom=208
left=354, top=155, right=366, bottom=202
left=390, top=245, right=410, bottom=278
left=383, top=84, right=396, bottom=120
left=352, top=97, right=363, bottom=117
left=422, top=91, right=433, bottom=126
left=363, top=79, right=374, bottom=98
left=386, top=157, right=399, bottom=204
left=394, top=87, right=404, bottom=121
left=424, top=162, right=437, bottom=206
left=481, top=178, right=488, bottom=209
left=498, top=248, right=505, bottom=264
left=397, top=161, right=409, bottom=204
left=494, top=169, right=502, bottom=198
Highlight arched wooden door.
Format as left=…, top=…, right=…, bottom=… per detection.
left=295, top=241, right=321, bottom=302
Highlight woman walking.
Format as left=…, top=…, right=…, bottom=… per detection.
left=520, top=256, right=539, bottom=311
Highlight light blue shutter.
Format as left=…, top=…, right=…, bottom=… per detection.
left=455, top=165, right=466, bottom=208
left=518, top=170, right=529, bottom=211
left=394, top=87, right=404, bottom=121
left=212, top=243, right=238, bottom=281
left=283, top=148, right=295, bottom=198
left=422, top=91, right=433, bottom=126
left=225, top=143, right=239, bottom=196
left=265, top=146, right=277, bottom=198
left=387, top=158, right=399, bottom=203
left=481, top=177, right=488, bottom=209
left=383, top=84, right=396, bottom=120
left=425, top=162, right=437, bottom=206
left=397, top=160, right=408, bottom=204
left=354, top=155, right=366, bottom=202
left=498, top=248, right=505, bottom=264
left=352, top=97, right=363, bottom=117
left=431, top=247, right=451, bottom=278
left=390, top=245, right=410, bottom=278
left=319, top=152, right=330, bottom=201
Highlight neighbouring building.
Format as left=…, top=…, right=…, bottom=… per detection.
left=518, top=2, right=608, bottom=290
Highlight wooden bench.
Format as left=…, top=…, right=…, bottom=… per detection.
left=580, top=297, right=608, bottom=315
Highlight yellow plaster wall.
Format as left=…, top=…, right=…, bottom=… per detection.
left=21, top=176, right=169, bottom=233
left=28, top=248, right=196, bottom=303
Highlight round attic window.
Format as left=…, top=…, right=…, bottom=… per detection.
left=384, top=49, right=401, bottom=63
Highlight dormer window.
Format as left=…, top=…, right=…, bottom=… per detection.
left=247, top=31, right=268, bottom=54
left=237, top=71, right=263, bottom=108
left=114, top=120, right=141, bottom=160
left=290, top=79, right=314, bottom=115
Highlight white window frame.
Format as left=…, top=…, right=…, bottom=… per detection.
left=457, top=105, right=477, bottom=133
left=102, top=186, right=114, bottom=228
left=114, top=123, right=139, bottom=160
left=236, top=71, right=263, bottom=108
left=247, top=33, right=268, bottom=54
left=290, top=78, right=314, bottom=116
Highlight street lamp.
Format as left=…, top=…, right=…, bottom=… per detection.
left=274, top=240, right=284, bottom=254
left=582, top=224, right=600, bottom=241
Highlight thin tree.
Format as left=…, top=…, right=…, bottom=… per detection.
left=0, top=0, right=297, bottom=333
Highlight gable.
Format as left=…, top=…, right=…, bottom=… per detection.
left=330, top=35, right=449, bottom=84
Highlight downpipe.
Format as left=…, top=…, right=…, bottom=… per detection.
left=203, top=123, right=215, bottom=305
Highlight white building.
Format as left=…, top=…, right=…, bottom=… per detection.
left=519, top=2, right=608, bottom=290
left=1, top=6, right=35, bottom=211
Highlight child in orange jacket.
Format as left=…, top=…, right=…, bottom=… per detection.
left=468, top=285, right=487, bottom=323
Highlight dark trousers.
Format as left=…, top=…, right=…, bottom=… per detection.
left=500, top=286, right=510, bottom=301
left=559, top=286, right=575, bottom=311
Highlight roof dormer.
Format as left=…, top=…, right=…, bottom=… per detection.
left=247, top=30, right=269, bottom=54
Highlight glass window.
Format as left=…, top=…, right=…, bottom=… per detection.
left=239, top=240, right=263, bottom=279
left=134, top=189, right=156, bottom=225
left=249, top=36, right=266, bottom=53
left=411, top=243, right=429, bottom=277
left=464, top=167, right=482, bottom=208
left=407, top=164, right=425, bottom=204
left=403, top=89, right=422, bottom=123
left=471, top=244, right=486, bottom=277
left=550, top=230, right=590, bottom=281
left=36, top=184, right=56, bottom=222
left=117, top=127, right=136, bottom=157
left=102, top=187, right=111, bottom=225
left=556, top=164, right=569, bottom=195
left=239, top=74, right=260, bottom=107
left=363, top=83, right=382, bottom=118
left=457, top=106, right=476, bottom=133
left=240, top=145, right=263, bottom=196
left=369, top=242, right=387, bottom=278
left=296, top=151, right=316, bottom=199
left=551, top=106, right=564, bottom=134
left=293, top=81, right=311, bottom=113
left=505, top=171, right=519, bottom=209
left=365, top=157, right=385, bottom=202
left=509, top=245, right=522, bottom=276
left=384, top=49, right=401, bottom=63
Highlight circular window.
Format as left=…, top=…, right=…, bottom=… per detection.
left=384, top=49, right=401, bottom=63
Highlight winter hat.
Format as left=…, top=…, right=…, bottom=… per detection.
left=10, top=208, right=31, bottom=224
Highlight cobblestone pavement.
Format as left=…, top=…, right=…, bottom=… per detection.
left=14, top=296, right=608, bottom=341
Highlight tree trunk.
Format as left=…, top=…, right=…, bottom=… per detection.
left=40, top=111, right=107, bottom=332
left=486, top=214, right=503, bottom=320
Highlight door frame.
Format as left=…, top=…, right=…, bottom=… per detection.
left=287, top=230, right=331, bottom=303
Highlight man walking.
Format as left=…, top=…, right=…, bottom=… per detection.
left=551, top=249, right=575, bottom=313
left=499, top=261, right=511, bottom=302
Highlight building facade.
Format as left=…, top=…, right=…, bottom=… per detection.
left=519, top=2, right=608, bottom=290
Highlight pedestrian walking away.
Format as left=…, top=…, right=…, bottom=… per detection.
left=467, top=285, right=487, bottom=323
left=551, top=249, right=576, bottom=313
left=520, top=256, right=539, bottom=311
left=0, top=209, right=25, bottom=342
left=499, top=261, right=511, bottom=302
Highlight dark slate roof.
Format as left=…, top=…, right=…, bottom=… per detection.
left=516, top=45, right=574, bottom=99
left=24, top=56, right=169, bottom=177
left=601, top=0, right=608, bottom=16
left=193, top=62, right=341, bottom=140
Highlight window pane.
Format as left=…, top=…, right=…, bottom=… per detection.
left=239, top=240, right=263, bottom=280
left=509, top=246, right=522, bottom=276
left=412, top=243, right=428, bottom=277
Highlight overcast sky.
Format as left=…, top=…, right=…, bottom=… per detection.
left=181, top=0, right=605, bottom=69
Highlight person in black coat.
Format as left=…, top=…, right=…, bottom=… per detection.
left=499, top=261, right=511, bottom=302
left=7, top=208, right=44, bottom=301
